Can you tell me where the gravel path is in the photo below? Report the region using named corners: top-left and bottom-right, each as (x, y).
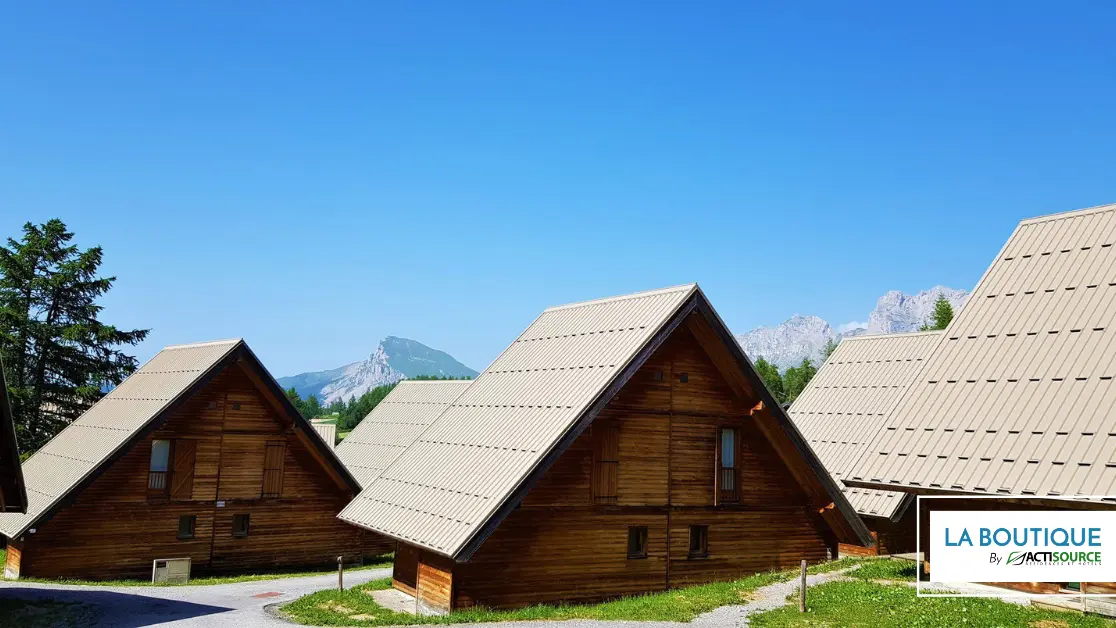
top-left (0, 567), bottom-right (391, 628)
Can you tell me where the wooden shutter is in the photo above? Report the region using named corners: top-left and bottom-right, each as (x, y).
top-left (262, 441), bottom-right (285, 498)
top-left (592, 423), bottom-right (620, 503)
top-left (170, 440), bottom-right (197, 499)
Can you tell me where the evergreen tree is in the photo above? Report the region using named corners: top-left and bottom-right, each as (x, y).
top-left (919, 295), bottom-right (955, 331)
top-left (753, 357), bottom-right (786, 404)
top-left (783, 358), bottom-right (818, 404)
top-left (285, 386), bottom-right (303, 409)
top-left (0, 219), bottom-right (149, 451)
top-left (822, 338), bottom-right (839, 361)
top-left (302, 394), bottom-right (322, 419)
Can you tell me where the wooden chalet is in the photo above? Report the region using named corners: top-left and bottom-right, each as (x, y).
top-left (789, 331), bottom-right (941, 557)
top-left (0, 339), bottom-right (391, 580)
top-left (0, 357), bottom-right (28, 514)
top-left (339, 285), bottom-right (872, 612)
top-left (847, 203), bottom-right (1116, 603)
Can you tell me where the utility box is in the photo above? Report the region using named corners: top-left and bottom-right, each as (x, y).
top-left (152, 557), bottom-right (191, 584)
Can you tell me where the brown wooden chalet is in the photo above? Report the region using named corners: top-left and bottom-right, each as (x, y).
top-left (340, 285), bottom-right (872, 612)
top-left (0, 357), bottom-right (28, 514)
top-left (0, 339), bottom-right (392, 580)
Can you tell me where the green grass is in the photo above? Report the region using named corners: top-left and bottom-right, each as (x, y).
top-left (847, 557), bottom-right (918, 581)
top-left (0, 598), bottom-right (98, 628)
top-left (282, 560), bottom-right (864, 626)
top-left (0, 548), bottom-right (392, 587)
top-left (752, 579), bottom-right (1115, 627)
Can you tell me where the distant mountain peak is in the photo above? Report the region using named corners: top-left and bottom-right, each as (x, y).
top-left (735, 286), bottom-right (968, 370)
top-left (277, 336), bottom-right (478, 403)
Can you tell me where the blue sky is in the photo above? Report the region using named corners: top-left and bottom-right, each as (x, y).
top-left (1, 1), bottom-right (1113, 376)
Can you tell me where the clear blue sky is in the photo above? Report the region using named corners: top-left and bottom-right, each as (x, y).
top-left (2, 1), bottom-right (1113, 377)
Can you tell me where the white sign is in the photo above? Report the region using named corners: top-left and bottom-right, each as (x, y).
top-left (931, 510), bottom-right (1116, 583)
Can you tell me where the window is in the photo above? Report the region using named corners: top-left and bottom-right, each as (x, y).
top-left (654, 370), bottom-right (665, 381)
top-left (689, 525), bottom-right (709, 558)
top-left (232, 514), bottom-right (250, 537)
top-left (719, 427), bottom-right (739, 503)
top-left (149, 440), bottom-right (171, 491)
top-left (177, 515), bottom-right (196, 540)
top-left (679, 372), bottom-right (689, 383)
top-left (627, 526), bottom-right (648, 559)
top-left (592, 423), bottom-right (619, 503)
top-left (262, 442), bottom-right (286, 498)
top-left (231, 402), bottom-right (242, 410)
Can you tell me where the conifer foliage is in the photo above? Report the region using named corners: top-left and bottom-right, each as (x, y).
top-left (0, 219), bottom-right (149, 451)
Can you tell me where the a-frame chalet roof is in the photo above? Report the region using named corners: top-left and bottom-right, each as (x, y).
top-left (339, 284), bottom-right (873, 559)
top-left (0, 339), bottom-right (359, 539)
top-left (789, 331), bottom-right (940, 520)
top-left (0, 357), bottom-right (28, 513)
top-left (335, 380), bottom-right (471, 488)
top-left (849, 203), bottom-right (1116, 499)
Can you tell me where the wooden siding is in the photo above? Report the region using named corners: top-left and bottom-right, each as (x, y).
top-left (396, 320), bottom-right (839, 609)
top-left (417, 551), bottom-right (456, 613)
top-left (11, 364), bottom-right (381, 580)
top-left (839, 507), bottom-right (916, 557)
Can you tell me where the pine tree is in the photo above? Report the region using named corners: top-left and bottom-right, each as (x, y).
top-left (753, 357), bottom-right (786, 405)
top-left (822, 338), bottom-right (839, 361)
top-left (0, 219), bottom-right (150, 451)
top-left (783, 358), bottom-right (818, 404)
top-left (919, 295), bottom-right (955, 331)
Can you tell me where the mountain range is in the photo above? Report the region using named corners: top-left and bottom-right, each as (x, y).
top-left (734, 286), bottom-right (969, 370)
top-left (279, 286), bottom-right (969, 403)
top-left (277, 336), bottom-right (478, 404)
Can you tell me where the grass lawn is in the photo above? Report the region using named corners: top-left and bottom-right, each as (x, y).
top-left (282, 557), bottom-right (865, 626)
top-left (0, 548), bottom-right (392, 587)
top-left (0, 597), bottom-right (98, 628)
top-left (751, 578), bottom-right (1116, 627)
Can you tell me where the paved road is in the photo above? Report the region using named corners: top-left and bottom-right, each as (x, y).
top-left (0, 567), bottom-right (390, 628)
top-left (0, 566), bottom-right (854, 628)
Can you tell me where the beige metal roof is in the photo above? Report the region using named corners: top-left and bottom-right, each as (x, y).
top-left (0, 338), bottom-right (360, 539)
top-left (1, 357), bottom-right (27, 513)
top-left (790, 331), bottom-right (940, 519)
top-left (334, 380), bottom-right (471, 488)
top-left (848, 203), bottom-right (1116, 499)
top-left (340, 284), bottom-right (873, 558)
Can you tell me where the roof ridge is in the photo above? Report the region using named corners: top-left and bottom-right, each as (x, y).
top-left (839, 330), bottom-right (944, 342)
top-left (1018, 202), bottom-right (1116, 227)
top-left (163, 338), bottom-right (243, 350)
top-left (544, 284), bottom-right (697, 312)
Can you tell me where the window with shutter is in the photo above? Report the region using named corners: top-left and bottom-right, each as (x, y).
top-left (170, 440), bottom-right (197, 499)
top-left (592, 423), bottom-right (619, 503)
top-left (262, 441), bottom-right (285, 498)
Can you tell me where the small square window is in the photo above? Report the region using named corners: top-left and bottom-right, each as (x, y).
top-left (177, 515), bottom-right (196, 540)
top-left (627, 526), bottom-right (648, 559)
top-left (231, 402), bottom-right (242, 411)
top-left (232, 514), bottom-right (250, 537)
top-left (206, 400), bottom-right (217, 409)
top-left (689, 525), bottom-right (708, 558)
top-left (654, 370), bottom-right (665, 381)
top-left (679, 372), bottom-right (689, 383)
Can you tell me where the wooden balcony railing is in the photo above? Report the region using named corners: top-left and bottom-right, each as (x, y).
top-left (719, 466), bottom-right (738, 503)
top-left (148, 471), bottom-right (167, 491)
